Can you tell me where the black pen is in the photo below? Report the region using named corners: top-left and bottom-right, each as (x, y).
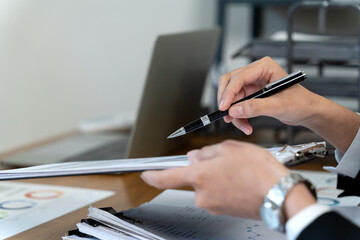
top-left (167, 70), bottom-right (307, 138)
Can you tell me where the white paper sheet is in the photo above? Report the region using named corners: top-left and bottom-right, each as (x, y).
top-left (293, 170), bottom-right (360, 207)
top-left (0, 181), bottom-right (114, 239)
top-left (0, 142), bottom-right (326, 180)
top-left (77, 170), bottom-right (360, 240)
top-left (83, 190), bottom-right (285, 240)
top-left (0, 155), bottom-right (190, 180)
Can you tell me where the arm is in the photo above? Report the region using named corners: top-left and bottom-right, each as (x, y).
top-left (141, 141), bottom-right (360, 239)
top-left (218, 57), bottom-right (360, 153)
top-left (295, 211), bottom-right (360, 240)
top-left (141, 140), bottom-right (314, 220)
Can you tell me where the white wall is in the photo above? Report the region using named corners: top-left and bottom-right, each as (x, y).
top-left (0, 0), bottom-right (218, 153)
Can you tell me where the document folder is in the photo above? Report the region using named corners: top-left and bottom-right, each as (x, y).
top-left (0, 142), bottom-right (326, 180)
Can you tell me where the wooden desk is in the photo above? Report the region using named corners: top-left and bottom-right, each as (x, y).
top-left (3, 133), bottom-right (338, 239)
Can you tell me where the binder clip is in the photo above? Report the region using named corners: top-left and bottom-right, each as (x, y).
top-left (100, 207), bottom-right (144, 225)
top-left (278, 142), bottom-right (327, 167)
top-left (116, 212), bottom-right (144, 225)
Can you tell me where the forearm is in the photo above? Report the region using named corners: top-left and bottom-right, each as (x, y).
top-left (302, 93), bottom-right (360, 153)
top-left (282, 184), bottom-right (316, 221)
top-left (283, 184), bottom-right (328, 240)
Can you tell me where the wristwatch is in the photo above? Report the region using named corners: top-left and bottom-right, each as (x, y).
top-left (259, 172), bottom-right (317, 232)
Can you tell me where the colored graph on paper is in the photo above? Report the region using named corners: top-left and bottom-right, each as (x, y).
top-left (0, 181), bottom-right (114, 239)
top-left (294, 170), bottom-right (360, 207)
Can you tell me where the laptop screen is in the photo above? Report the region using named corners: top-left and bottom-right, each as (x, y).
top-left (126, 28), bottom-right (220, 158)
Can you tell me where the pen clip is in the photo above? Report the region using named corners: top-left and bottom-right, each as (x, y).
top-left (264, 71), bottom-right (305, 90)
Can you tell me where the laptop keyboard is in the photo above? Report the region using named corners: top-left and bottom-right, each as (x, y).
top-left (63, 137), bottom-right (129, 162)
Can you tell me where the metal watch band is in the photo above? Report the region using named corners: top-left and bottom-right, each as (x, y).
top-left (268, 173), bottom-right (317, 205)
top-left (261, 172), bottom-right (317, 232)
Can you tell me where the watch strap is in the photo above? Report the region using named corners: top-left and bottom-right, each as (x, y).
top-left (261, 172), bottom-right (317, 232)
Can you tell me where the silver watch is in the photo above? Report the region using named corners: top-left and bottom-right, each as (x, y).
top-left (259, 172), bottom-right (317, 232)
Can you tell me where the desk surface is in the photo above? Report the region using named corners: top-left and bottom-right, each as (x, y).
top-left (2, 133), bottom-right (338, 239)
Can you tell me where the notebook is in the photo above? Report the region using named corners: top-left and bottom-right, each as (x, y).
top-left (1, 28), bottom-right (220, 167)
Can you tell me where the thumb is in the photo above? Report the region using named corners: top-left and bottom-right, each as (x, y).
top-left (228, 98), bottom-right (280, 119)
top-left (141, 167), bottom-right (193, 189)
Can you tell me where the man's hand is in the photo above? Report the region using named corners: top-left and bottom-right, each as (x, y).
top-left (217, 56), bottom-right (318, 135)
top-left (141, 140), bottom-right (289, 219)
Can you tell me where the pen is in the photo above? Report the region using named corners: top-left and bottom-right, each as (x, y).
top-left (167, 70), bottom-right (307, 139)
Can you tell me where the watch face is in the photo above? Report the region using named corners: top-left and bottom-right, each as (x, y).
top-left (260, 201), bottom-right (281, 230)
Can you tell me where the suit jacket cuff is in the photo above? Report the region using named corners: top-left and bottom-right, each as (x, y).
top-left (285, 204), bottom-right (330, 240)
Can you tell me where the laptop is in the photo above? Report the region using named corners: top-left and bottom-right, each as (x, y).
top-left (1, 28), bottom-right (220, 167)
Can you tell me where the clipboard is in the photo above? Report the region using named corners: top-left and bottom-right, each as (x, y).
top-left (268, 141), bottom-right (327, 167)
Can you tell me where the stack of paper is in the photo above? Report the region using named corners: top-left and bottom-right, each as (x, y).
top-left (0, 155), bottom-right (189, 180)
top-left (0, 142), bottom-right (326, 181)
top-left (64, 170), bottom-right (360, 240)
top-left (64, 190), bottom-right (286, 240)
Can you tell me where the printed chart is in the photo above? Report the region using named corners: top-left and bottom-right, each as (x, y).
top-left (294, 170), bottom-right (360, 207)
top-left (0, 181), bottom-right (114, 239)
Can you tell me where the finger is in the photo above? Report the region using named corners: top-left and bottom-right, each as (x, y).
top-left (229, 98), bottom-right (281, 119)
top-left (231, 119), bottom-right (253, 135)
top-left (141, 167), bottom-right (192, 189)
top-left (187, 150), bottom-right (200, 162)
top-left (219, 57), bottom-right (287, 111)
top-left (223, 115), bottom-right (233, 123)
top-left (217, 68), bottom-right (243, 107)
top-left (217, 73), bottom-right (231, 107)
top-left (219, 72), bottom-right (247, 111)
top-left (218, 64), bottom-right (263, 111)
top-left (195, 145), bottom-right (220, 161)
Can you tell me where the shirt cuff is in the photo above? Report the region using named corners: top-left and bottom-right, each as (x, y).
top-left (285, 204), bottom-right (331, 240)
top-left (323, 124), bottom-right (360, 178)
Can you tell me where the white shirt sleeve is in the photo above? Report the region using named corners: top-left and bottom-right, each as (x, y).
top-left (323, 124), bottom-right (360, 178)
top-left (285, 204), bottom-right (331, 240)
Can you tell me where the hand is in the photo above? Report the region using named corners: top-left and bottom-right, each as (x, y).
top-left (217, 57), bottom-right (319, 135)
top-left (141, 140), bottom-right (289, 219)
top-left (218, 57), bottom-right (360, 152)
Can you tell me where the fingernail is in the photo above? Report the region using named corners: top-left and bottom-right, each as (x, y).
top-left (237, 106), bottom-right (244, 116)
top-left (140, 172), bottom-right (150, 181)
top-left (223, 115), bottom-right (231, 123)
top-left (219, 99), bottom-right (224, 109)
top-left (187, 150), bottom-right (199, 162)
top-left (187, 150), bottom-right (198, 159)
top-left (240, 126), bottom-right (251, 135)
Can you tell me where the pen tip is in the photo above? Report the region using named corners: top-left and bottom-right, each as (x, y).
top-left (167, 127), bottom-right (186, 139)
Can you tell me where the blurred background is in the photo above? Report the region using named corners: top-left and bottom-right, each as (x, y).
top-left (1, 0), bottom-right (359, 155)
top-left (0, 0), bottom-right (222, 154)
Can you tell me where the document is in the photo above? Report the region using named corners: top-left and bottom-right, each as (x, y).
top-left (65, 170), bottom-right (360, 240)
top-left (293, 170), bottom-right (360, 207)
top-left (0, 155), bottom-right (189, 180)
top-left (70, 190), bottom-right (286, 240)
top-left (0, 181), bottom-right (114, 239)
top-left (0, 142), bottom-right (326, 180)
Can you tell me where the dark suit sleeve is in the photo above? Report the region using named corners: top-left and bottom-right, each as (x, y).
top-left (296, 211), bottom-right (360, 240)
top-left (337, 170), bottom-right (360, 197)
